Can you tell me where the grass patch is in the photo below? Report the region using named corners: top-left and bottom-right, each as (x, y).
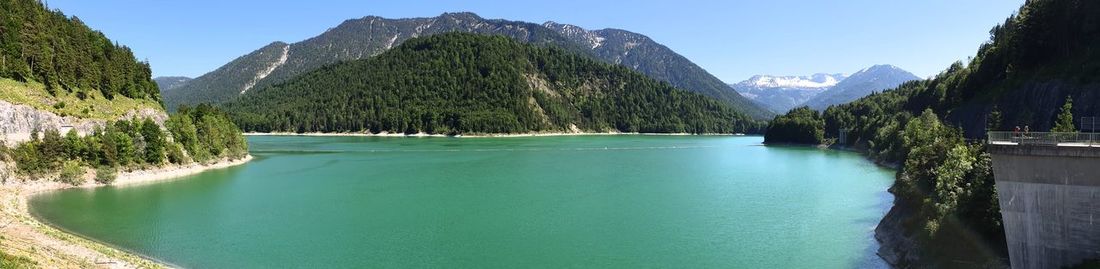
top-left (0, 78), bottom-right (163, 120)
top-left (0, 250), bottom-right (37, 269)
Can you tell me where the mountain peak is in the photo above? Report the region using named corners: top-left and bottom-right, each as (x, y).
top-left (802, 65), bottom-right (920, 110)
top-left (439, 12), bottom-right (482, 20)
top-left (855, 64), bottom-right (906, 74)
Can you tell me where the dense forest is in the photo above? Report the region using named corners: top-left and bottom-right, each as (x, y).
top-left (224, 33), bottom-right (762, 134)
top-left (0, 105), bottom-right (247, 185)
top-left (763, 107), bottom-right (824, 145)
top-left (166, 12), bottom-right (772, 119)
top-left (765, 0), bottom-right (1100, 267)
top-left (0, 0), bottom-right (160, 102)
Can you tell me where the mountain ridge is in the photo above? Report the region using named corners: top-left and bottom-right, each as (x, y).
top-left (163, 12), bottom-right (772, 118)
top-left (153, 76), bottom-right (193, 93)
top-left (730, 65), bottom-right (915, 113)
top-left (802, 64), bottom-right (920, 110)
top-left (223, 33), bottom-right (760, 134)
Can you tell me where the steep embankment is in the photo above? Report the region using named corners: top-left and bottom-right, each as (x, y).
top-left (765, 0), bottom-right (1100, 267)
top-left (164, 12), bottom-right (772, 119)
top-left (224, 33), bottom-right (760, 135)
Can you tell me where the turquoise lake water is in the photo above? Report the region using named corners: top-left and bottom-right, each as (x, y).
top-left (30, 135), bottom-right (895, 268)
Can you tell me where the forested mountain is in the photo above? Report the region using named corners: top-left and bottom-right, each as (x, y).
top-left (765, 0), bottom-right (1100, 267)
top-left (541, 22), bottom-right (767, 118)
top-left (164, 12), bottom-right (771, 118)
top-left (153, 76), bottom-right (192, 93)
top-left (0, 0), bottom-right (248, 188)
top-left (801, 65), bottom-right (919, 110)
top-left (0, 0), bottom-right (160, 103)
top-left (730, 73), bottom-right (846, 113)
top-left (223, 33), bottom-right (759, 135)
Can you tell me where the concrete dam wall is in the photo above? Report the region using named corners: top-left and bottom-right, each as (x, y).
top-left (990, 144), bottom-right (1100, 269)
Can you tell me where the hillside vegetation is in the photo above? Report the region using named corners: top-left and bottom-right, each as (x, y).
top-left (0, 0), bottom-right (160, 104)
top-left (164, 12), bottom-right (771, 119)
top-left (1, 105), bottom-right (246, 184)
top-left (0, 78), bottom-right (160, 120)
top-left (224, 33), bottom-right (760, 134)
top-left (0, 0), bottom-right (250, 183)
top-left (765, 0), bottom-right (1100, 266)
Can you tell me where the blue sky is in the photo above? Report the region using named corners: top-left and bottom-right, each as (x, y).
top-left (49, 0), bottom-right (1024, 82)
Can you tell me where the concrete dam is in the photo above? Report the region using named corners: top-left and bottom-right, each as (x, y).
top-left (988, 132), bottom-right (1100, 269)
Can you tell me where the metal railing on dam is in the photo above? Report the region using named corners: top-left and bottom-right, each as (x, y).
top-left (987, 131), bottom-right (1100, 147)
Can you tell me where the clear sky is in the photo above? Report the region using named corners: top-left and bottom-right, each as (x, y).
top-left (48, 0), bottom-right (1024, 83)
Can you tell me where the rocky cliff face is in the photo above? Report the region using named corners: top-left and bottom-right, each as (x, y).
top-left (0, 100), bottom-right (166, 145)
top-left (947, 81), bottom-right (1100, 138)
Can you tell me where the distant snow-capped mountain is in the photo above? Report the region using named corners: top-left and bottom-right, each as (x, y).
top-left (731, 73), bottom-right (847, 113)
top-left (731, 65), bottom-right (918, 113)
top-left (802, 65), bottom-right (920, 110)
top-left (741, 73), bottom-right (846, 89)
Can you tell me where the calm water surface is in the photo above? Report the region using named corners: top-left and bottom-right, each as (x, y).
top-left (31, 135), bottom-right (894, 268)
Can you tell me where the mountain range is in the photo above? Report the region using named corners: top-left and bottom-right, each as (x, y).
top-left (162, 12), bottom-right (772, 119)
top-left (730, 73), bottom-right (847, 113)
top-left (802, 65), bottom-right (920, 110)
top-left (223, 33), bottom-right (759, 134)
top-left (730, 65), bottom-right (919, 113)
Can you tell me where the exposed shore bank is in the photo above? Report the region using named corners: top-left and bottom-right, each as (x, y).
top-left (0, 155), bottom-right (252, 268)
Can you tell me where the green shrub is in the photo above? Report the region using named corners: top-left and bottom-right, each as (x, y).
top-left (12, 143), bottom-right (44, 176)
top-left (58, 160), bottom-right (85, 185)
top-left (166, 143), bottom-right (189, 165)
top-left (95, 166), bottom-right (117, 185)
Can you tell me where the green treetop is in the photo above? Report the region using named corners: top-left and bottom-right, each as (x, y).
top-left (1053, 96), bottom-right (1075, 132)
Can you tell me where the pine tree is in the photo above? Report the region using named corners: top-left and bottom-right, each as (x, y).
top-left (987, 105), bottom-right (1003, 131)
top-left (1053, 96), bottom-right (1075, 132)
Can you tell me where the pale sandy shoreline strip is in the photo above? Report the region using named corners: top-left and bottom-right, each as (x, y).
top-left (1, 155), bottom-right (252, 268)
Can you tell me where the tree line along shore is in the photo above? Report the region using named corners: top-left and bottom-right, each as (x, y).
top-left (1, 105), bottom-right (248, 185)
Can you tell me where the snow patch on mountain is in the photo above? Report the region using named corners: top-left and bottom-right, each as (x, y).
top-left (742, 74), bottom-right (846, 89)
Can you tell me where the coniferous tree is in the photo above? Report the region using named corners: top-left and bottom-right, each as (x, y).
top-left (141, 118), bottom-right (166, 164)
top-left (1053, 96), bottom-right (1075, 132)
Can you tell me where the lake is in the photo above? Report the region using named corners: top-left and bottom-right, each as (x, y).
top-left (30, 135), bottom-right (895, 268)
